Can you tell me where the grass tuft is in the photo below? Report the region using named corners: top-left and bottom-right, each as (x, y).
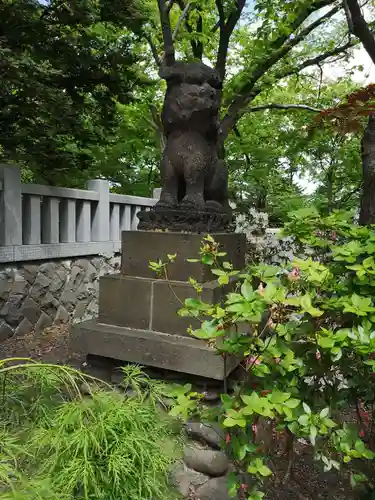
top-left (0, 359), bottom-right (181, 499)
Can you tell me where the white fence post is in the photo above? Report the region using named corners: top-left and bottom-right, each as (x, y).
top-left (60, 199), bottom-right (76, 243)
top-left (87, 179), bottom-right (110, 241)
top-left (0, 164), bottom-right (22, 245)
top-left (42, 198), bottom-right (60, 243)
top-left (153, 188), bottom-right (161, 200)
top-left (23, 195), bottom-right (41, 244)
top-left (76, 201), bottom-right (91, 242)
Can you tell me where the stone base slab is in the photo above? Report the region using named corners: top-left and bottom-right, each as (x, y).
top-left (72, 319), bottom-right (238, 380)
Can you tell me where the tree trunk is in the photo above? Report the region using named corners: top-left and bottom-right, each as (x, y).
top-left (359, 114), bottom-right (375, 224)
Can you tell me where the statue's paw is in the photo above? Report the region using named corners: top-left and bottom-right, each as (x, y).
top-left (155, 199), bottom-right (177, 210)
top-left (205, 200), bottom-right (225, 213)
top-left (179, 198), bottom-right (205, 212)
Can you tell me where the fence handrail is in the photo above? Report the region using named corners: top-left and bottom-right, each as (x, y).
top-left (109, 193), bottom-right (157, 206)
top-left (0, 164), bottom-right (158, 262)
top-left (22, 183), bottom-right (100, 201)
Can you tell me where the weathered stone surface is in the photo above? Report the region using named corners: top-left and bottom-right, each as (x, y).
top-left (74, 300), bottom-right (90, 320)
top-left (1, 294), bottom-right (24, 325)
top-left (39, 262), bottom-right (58, 276)
top-left (15, 317), bottom-right (33, 337)
top-left (121, 231), bottom-right (246, 282)
top-left (152, 278), bottom-right (231, 336)
top-left (195, 476), bottom-right (230, 500)
top-left (55, 305), bottom-right (70, 324)
top-left (0, 319), bottom-right (13, 341)
top-left (186, 422), bottom-right (223, 449)
top-left (29, 273), bottom-right (51, 300)
top-left (21, 297), bottom-right (41, 325)
top-left (0, 254), bottom-right (121, 340)
top-left (183, 447), bottom-right (229, 477)
top-left (10, 273), bottom-right (28, 295)
top-left (23, 265), bottom-right (39, 284)
top-left (99, 275), bottom-right (152, 330)
top-left (170, 462), bottom-right (209, 497)
top-left (35, 311), bottom-right (53, 335)
top-left (72, 320), bottom-right (238, 380)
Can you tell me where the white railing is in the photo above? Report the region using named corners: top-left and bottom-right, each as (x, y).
top-left (0, 164), bottom-right (158, 263)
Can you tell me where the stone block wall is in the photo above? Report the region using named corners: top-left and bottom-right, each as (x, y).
top-left (0, 254), bottom-right (121, 341)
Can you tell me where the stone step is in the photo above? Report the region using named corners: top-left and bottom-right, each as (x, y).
top-left (72, 319), bottom-right (239, 380)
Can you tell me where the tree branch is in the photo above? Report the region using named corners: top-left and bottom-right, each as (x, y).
top-left (173, 2), bottom-right (191, 40)
top-left (175, 0), bottom-right (203, 60)
top-left (144, 33), bottom-right (162, 67)
top-left (157, 0), bottom-right (175, 66)
top-left (245, 104), bottom-right (321, 114)
top-left (345, 0), bottom-right (375, 63)
top-left (270, 0), bottom-right (335, 53)
top-left (219, 3), bottom-right (343, 141)
top-left (215, 0), bottom-right (246, 81)
top-left (281, 39), bottom-right (358, 77)
top-left (220, 39), bottom-right (358, 141)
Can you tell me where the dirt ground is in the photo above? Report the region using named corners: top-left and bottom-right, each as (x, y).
top-left (0, 326), bottom-right (362, 499)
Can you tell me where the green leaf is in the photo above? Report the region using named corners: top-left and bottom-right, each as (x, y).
top-left (223, 416), bottom-right (246, 428)
top-left (317, 336), bottom-right (335, 349)
top-left (241, 280), bottom-right (254, 300)
top-left (202, 254), bottom-right (214, 265)
top-left (310, 425), bottom-right (317, 445)
top-left (303, 403), bottom-right (311, 414)
top-left (284, 398), bottom-right (300, 409)
top-left (258, 465), bottom-right (273, 477)
top-left (320, 408), bottom-right (329, 418)
top-left (218, 275), bottom-right (230, 285)
top-left (298, 414), bottom-right (310, 426)
top-left (184, 298), bottom-right (202, 309)
top-left (211, 269), bottom-right (226, 276)
top-left (270, 391), bottom-right (291, 404)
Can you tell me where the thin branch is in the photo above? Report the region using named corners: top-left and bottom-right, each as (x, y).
top-left (172, 2), bottom-right (191, 40)
top-left (337, 185), bottom-right (362, 206)
top-left (346, 0), bottom-right (375, 63)
top-left (343, 0), bottom-right (355, 33)
top-left (157, 0), bottom-right (175, 66)
top-left (244, 103), bottom-right (321, 114)
top-left (283, 40), bottom-right (358, 77)
top-left (270, 0), bottom-right (335, 53)
top-left (175, 0), bottom-right (203, 60)
top-left (144, 33), bottom-right (161, 67)
top-left (215, 0), bottom-right (246, 81)
top-left (215, 0), bottom-right (225, 26)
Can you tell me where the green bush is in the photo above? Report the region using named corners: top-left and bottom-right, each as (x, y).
top-left (152, 210), bottom-right (375, 499)
top-left (0, 360), bottom-right (180, 499)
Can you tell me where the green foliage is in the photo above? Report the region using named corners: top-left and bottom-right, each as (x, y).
top-left (227, 77), bottom-right (362, 223)
top-left (0, 360), bottom-right (179, 500)
top-left (0, 0), bottom-right (151, 186)
top-left (153, 217), bottom-right (375, 497)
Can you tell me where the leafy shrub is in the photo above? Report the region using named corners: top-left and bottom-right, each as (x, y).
top-left (0, 360), bottom-right (180, 499)
top-left (153, 209), bottom-right (375, 499)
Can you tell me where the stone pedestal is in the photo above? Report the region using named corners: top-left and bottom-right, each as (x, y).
top-left (72, 231), bottom-right (246, 380)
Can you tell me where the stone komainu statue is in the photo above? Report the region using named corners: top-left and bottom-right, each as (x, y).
top-left (155, 61), bottom-right (230, 215)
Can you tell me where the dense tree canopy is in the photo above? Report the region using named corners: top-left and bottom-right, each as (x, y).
top-left (0, 0), bottom-right (150, 186)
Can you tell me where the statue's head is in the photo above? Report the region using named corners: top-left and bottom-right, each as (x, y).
top-left (159, 61), bottom-right (222, 90)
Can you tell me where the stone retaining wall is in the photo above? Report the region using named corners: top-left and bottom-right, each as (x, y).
top-left (0, 254), bottom-right (121, 341)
